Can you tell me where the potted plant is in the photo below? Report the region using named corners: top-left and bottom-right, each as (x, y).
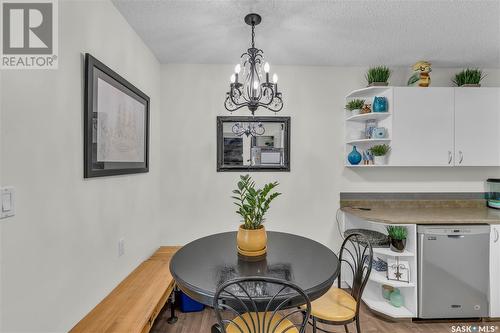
top-left (452, 68), bottom-right (486, 87)
top-left (345, 99), bottom-right (365, 115)
top-left (370, 144), bottom-right (391, 165)
top-left (232, 174), bottom-right (281, 256)
top-left (366, 66), bottom-right (391, 87)
top-left (386, 226), bottom-right (408, 252)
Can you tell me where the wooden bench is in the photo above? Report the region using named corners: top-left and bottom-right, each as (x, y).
top-left (70, 246), bottom-right (181, 333)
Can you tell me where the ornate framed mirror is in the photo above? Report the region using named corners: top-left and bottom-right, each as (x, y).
top-left (216, 116), bottom-right (290, 172)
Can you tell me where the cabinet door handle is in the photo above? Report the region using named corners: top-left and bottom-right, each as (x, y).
top-left (459, 151), bottom-right (464, 164)
top-left (495, 228), bottom-right (499, 243)
top-left (448, 151), bottom-right (452, 164)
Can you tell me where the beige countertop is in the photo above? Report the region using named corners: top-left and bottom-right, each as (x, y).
top-left (341, 206), bottom-right (500, 225)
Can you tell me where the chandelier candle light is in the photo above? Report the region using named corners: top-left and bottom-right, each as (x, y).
top-left (225, 13), bottom-right (283, 115)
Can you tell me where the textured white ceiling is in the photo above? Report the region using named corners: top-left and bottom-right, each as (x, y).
top-left (112, 0), bottom-right (500, 67)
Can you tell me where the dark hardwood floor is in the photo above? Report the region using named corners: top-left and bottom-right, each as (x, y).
top-left (152, 303), bottom-right (500, 333)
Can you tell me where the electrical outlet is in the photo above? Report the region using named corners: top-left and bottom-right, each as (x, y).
top-left (118, 238), bottom-right (125, 257)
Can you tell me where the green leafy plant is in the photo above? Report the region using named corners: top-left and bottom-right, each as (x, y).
top-left (386, 226), bottom-right (408, 240)
top-left (452, 68), bottom-right (486, 86)
top-left (370, 144), bottom-right (391, 156)
top-left (366, 66), bottom-right (391, 84)
top-left (231, 174), bottom-right (281, 230)
top-left (345, 99), bottom-right (365, 111)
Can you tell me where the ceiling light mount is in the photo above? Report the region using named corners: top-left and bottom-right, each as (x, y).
top-left (244, 13), bottom-right (262, 26)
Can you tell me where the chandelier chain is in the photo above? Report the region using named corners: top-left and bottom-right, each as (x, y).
top-left (251, 24), bottom-right (255, 48)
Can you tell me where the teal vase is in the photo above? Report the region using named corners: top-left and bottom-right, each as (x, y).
top-left (348, 146), bottom-right (362, 165)
top-left (373, 96), bottom-right (388, 112)
top-left (390, 289), bottom-right (404, 308)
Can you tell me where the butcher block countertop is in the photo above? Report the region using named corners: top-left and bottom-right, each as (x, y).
top-left (341, 200), bottom-right (500, 225)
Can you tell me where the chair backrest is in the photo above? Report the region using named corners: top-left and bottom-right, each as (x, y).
top-left (337, 233), bottom-right (373, 314)
top-left (213, 276), bottom-right (311, 333)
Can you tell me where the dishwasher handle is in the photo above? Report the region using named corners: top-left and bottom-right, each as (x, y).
top-left (447, 235), bottom-right (465, 239)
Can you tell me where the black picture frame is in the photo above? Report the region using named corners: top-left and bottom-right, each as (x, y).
top-left (217, 116), bottom-right (291, 172)
top-left (84, 53), bottom-right (150, 178)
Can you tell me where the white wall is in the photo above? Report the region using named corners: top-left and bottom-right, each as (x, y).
top-left (0, 1), bottom-right (161, 332)
top-left (159, 64), bottom-right (500, 249)
top-left (0, 64), bottom-right (3, 332)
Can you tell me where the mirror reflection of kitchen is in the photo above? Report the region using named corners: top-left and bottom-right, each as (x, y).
top-left (222, 121), bottom-right (285, 167)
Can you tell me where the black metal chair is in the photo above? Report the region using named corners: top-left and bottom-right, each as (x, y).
top-left (307, 233), bottom-right (373, 333)
top-left (213, 276), bottom-right (311, 333)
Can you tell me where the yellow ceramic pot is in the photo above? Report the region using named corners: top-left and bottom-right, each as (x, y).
top-left (237, 225), bottom-right (267, 256)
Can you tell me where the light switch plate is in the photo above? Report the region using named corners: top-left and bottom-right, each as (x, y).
top-left (0, 187), bottom-right (15, 219)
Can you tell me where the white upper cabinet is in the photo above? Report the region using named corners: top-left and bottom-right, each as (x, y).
top-left (391, 87), bottom-right (455, 166)
top-left (455, 88), bottom-right (500, 166)
top-left (490, 225), bottom-right (500, 318)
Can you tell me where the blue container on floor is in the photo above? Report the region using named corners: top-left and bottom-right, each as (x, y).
top-left (178, 291), bottom-right (205, 312)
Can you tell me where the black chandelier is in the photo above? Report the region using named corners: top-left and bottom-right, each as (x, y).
top-left (224, 13), bottom-right (283, 115)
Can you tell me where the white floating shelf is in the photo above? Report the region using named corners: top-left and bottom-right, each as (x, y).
top-left (346, 138), bottom-right (391, 145)
top-left (346, 112), bottom-right (391, 122)
top-left (373, 248), bottom-right (414, 257)
top-left (345, 86), bottom-right (392, 99)
top-left (369, 270), bottom-right (415, 288)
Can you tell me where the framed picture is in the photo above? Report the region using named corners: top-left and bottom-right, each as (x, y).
top-left (84, 53), bottom-right (149, 178)
top-left (387, 258), bottom-right (410, 283)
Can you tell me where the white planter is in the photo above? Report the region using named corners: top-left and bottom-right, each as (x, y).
top-left (373, 155), bottom-right (388, 165)
top-left (351, 109), bottom-right (361, 115)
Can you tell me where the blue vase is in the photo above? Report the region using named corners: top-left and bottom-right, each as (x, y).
top-left (373, 96), bottom-right (388, 112)
top-left (348, 146), bottom-right (362, 165)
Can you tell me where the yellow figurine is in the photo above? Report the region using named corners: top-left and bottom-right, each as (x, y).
top-left (407, 61), bottom-right (432, 87)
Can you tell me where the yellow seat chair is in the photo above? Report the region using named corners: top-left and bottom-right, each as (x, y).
top-left (213, 277), bottom-right (312, 333)
top-left (307, 233), bottom-right (373, 333)
top-left (225, 312), bottom-right (299, 333)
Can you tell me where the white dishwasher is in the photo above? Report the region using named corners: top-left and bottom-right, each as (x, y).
top-left (418, 225), bottom-right (490, 318)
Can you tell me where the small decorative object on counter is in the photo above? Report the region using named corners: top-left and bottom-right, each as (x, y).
top-left (345, 99), bottom-right (365, 115)
top-left (486, 178), bottom-right (500, 209)
top-left (348, 146), bottom-right (362, 165)
top-left (232, 174), bottom-right (281, 257)
top-left (373, 127), bottom-right (387, 139)
top-left (386, 225), bottom-right (408, 252)
top-left (365, 66), bottom-right (391, 87)
top-left (389, 288), bottom-right (405, 308)
top-left (361, 103), bottom-right (372, 114)
top-left (373, 96), bottom-right (388, 112)
top-left (343, 229), bottom-right (390, 247)
top-left (382, 284), bottom-right (394, 300)
top-left (387, 258), bottom-right (410, 283)
top-left (370, 144), bottom-right (391, 165)
top-left (452, 68), bottom-right (486, 87)
top-left (407, 61), bottom-right (432, 87)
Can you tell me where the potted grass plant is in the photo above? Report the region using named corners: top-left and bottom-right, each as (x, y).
top-left (231, 174), bottom-right (281, 256)
top-left (387, 226), bottom-right (408, 252)
top-left (366, 66), bottom-right (391, 87)
top-left (452, 68), bottom-right (486, 87)
top-left (370, 144), bottom-right (391, 165)
top-left (345, 99), bottom-right (365, 115)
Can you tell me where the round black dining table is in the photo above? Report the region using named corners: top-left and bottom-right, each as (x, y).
top-left (169, 231), bottom-right (340, 308)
